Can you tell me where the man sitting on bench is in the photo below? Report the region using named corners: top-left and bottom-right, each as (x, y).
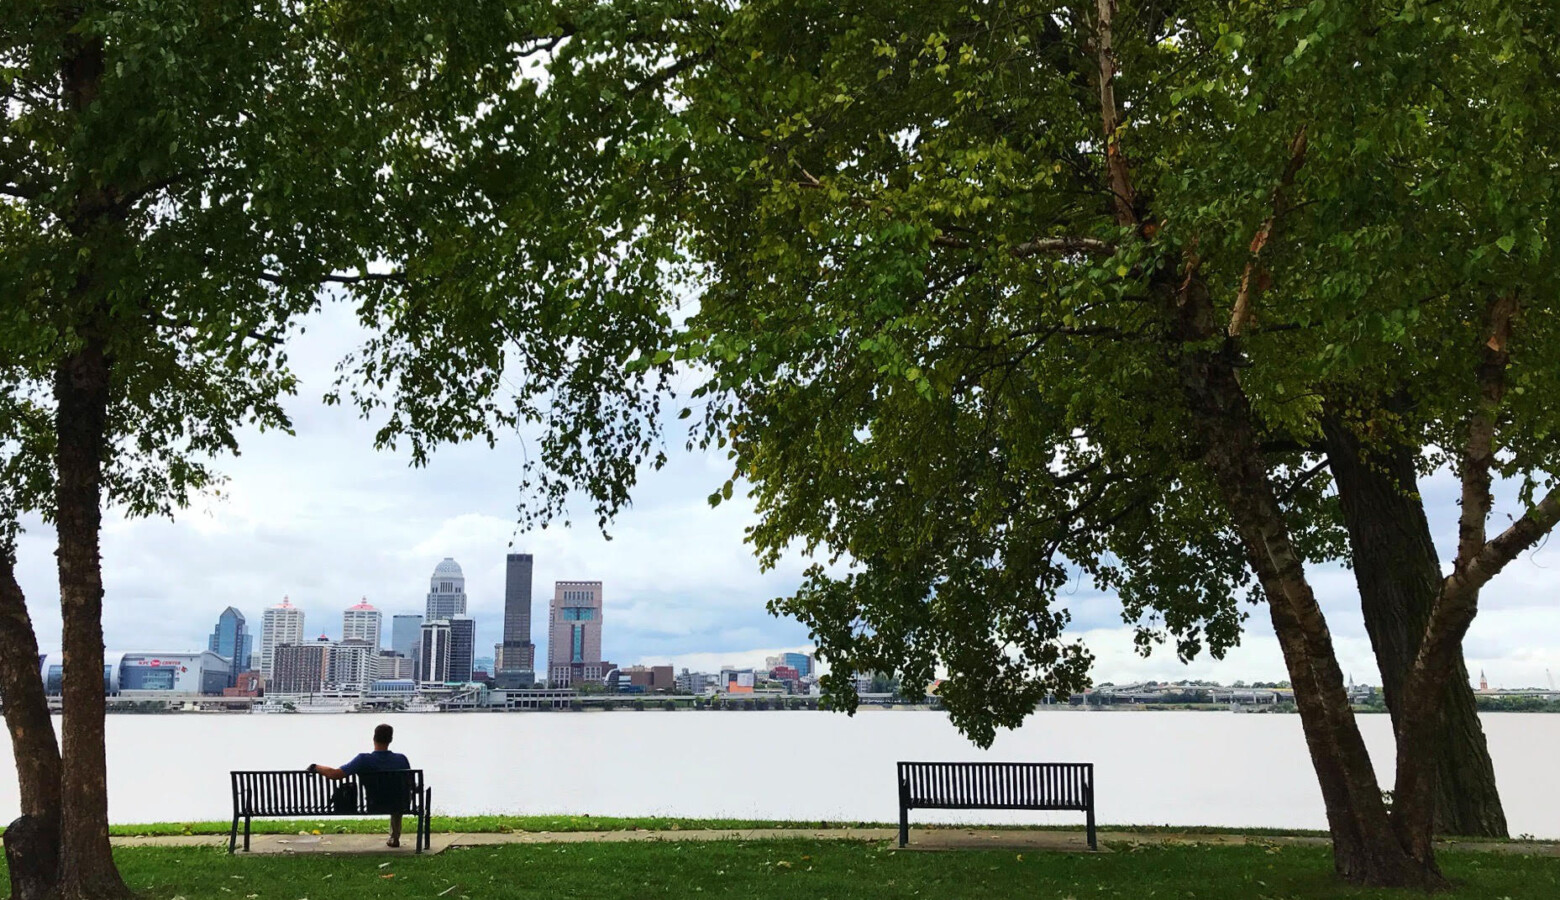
top-left (308, 723), bottom-right (414, 847)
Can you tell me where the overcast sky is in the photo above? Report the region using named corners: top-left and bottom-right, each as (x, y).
top-left (9, 301), bottom-right (1560, 688)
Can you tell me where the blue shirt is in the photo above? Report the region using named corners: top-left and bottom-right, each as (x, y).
top-left (339, 749), bottom-right (411, 776)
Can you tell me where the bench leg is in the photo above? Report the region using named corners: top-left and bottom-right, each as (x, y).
top-left (244, 816), bottom-right (252, 852)
top-left (898, 803), bottom-right (909, 848)
top-left (229, 813), bottom-right (239, 854)
top-left (1086, 804), bottom-right (1097, 851)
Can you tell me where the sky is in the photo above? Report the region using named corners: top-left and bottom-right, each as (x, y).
top-left (9, 301), bottom-right (1560, 689)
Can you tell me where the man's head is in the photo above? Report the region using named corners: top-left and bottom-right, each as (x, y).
top-left (373, 723), bottom-right (394, 748)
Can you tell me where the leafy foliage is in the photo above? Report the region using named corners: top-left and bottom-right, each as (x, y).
top-left (434, 0), bottom-right (1560, 747)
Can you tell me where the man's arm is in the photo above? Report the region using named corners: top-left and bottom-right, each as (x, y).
top-left (308, 763), bottom-right (347, 779)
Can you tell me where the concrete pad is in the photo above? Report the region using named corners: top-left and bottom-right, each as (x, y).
top-left (113, 832), bottom-right (456, 855)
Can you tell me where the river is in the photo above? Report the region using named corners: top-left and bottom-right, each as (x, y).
top-left (2, 710), bottom-right (1556, 836)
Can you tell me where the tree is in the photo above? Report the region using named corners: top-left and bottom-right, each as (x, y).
top-left (557, 0), bottom-right (1550, 887)
top-left (0, 2), bottom-right (567, 895)
top-left (308, 0), bottom-right (1552, 886)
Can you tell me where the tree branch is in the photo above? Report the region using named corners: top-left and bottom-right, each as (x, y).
top-left (931, 233), bottom-right (1115, 257)
top-left (1229, 126), bottom-right (1304, 336)
top-left (1277, 457), bottom-right (1331, 506)
top-left (1455, 293), bottom-right (1518, 569)
top-left (1093, 0), bottom-right (1137, 227)
top-left (1402, 293), bottom-right (1530, 707)
top-left (1229, 126), bottom-right (1308, 338)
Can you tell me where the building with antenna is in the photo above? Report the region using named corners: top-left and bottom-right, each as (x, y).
top-left (343, 598), bottom-right (382, 651)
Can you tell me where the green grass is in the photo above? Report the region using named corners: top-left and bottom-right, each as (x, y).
top-left (107, 815), bottom-right (880, 837)
top-left (104, 814), bottom-right (1352, 839)
top-left (34, 839), bottom-right (1560, 899)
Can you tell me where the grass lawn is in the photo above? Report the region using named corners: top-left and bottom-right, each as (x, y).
top-left (100, 814), bottom-right (1340, 839)
top-left (20, 839), bottom-right (1558, 899)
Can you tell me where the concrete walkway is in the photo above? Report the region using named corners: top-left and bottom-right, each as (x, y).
top-left (109, 827), bottom-right (1560, 858)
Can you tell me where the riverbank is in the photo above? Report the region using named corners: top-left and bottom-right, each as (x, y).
top-left (35, 837), bottom-right (1560, 899)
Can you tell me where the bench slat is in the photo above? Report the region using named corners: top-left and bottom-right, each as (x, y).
top-left (898, 762), bottom-right (1092, 811)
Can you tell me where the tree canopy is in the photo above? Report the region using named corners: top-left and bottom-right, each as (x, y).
top-left (352, 0), bottom-right (1556, 884)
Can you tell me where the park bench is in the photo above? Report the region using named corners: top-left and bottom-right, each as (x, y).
top-left (229, 769), bottom-right (433, 853)
top-left (896, 761), bottom-right (1096, 850)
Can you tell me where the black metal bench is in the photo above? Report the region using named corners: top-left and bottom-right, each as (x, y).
top-left (897, 761), bottom-right (1096, 850)
top-left (229, 770), bottom-right (433, 853)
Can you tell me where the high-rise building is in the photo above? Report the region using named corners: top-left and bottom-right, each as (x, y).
top-left (425, 558), bottom-right (466, 620)
top-left (496, 553), bottom-right (537, 688)
top-left (548, 580), bottom-right (604, 687)
top-left (448, 615), bottom-right (476, 683)
top-left (260, 597), bottom-right (305, 680)
top-left (391, 614), bottom-right (422, 660)
top-left (206, 607), bottom-right (252, 685)
top-left (328, 639), bottom-right (376, 691)
top-left (418, 620), bottom-right (452, 684)
top-left (271, 640), bottom-right (330, 693)
top-left (781, 652), bottom-right (815, 678)
top-left (343, 599), bottom-right (382, 650)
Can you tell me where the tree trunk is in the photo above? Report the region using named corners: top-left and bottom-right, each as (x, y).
top-left (1178, 342), bottom-right (1446, 889)
top-left (52, 341), bottom-right (132, 900)
top-left (0, 553), bottom-right (62, 900)
top-left (1322, 414), bottom-right (1508, 838)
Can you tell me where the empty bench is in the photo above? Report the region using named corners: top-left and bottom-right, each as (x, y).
top-left (229, 770), bottom-right (433, 853)
top-left (897, 761), bottom-right (1096, 850)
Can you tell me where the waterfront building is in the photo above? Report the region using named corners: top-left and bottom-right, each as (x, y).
top-left (548, 580), bottom-right (604, 687)
top-left (259, 597), bottom-right (305, 680)
top-left (622, 665), bottom-right (675, 692)
top-left (40, 651), bottom-right (231, 695)
top-left (722, 668), bottom-right (756, 694)
top-left (375, 650), bottom-right (415, 680)
top-left (419, 619), bottom-right (452, 684)
top-left (391, 614), bottom-right (422, 661)
top-left (367, 679), bottom-right (419, 697)
top-left (496, 552), bottom-right (537, 688)
top-left (206, 607), bottom-right (253, 685)
top-left (781, 652), bottom-right (815, 678)
top-left (328, 639), bottom-right (376, 691)
top-left (343, 599), bottom-right (383, 650)
top-left (425, 557), bottom-right (467, 620)
top-left (224, 671), bottom-right (262, 697)
top-left (449, 615), bottom-right (476, 683)
top-left (675, 669), bottom-right (712, 694)
top-left (269, 640), bottom-right (331, 693)
top-left (770, 665), bottom-right (801, 691)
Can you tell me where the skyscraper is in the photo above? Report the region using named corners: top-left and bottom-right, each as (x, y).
top-left (206, 607), bottom-right (252, 685)
top-left (548, 580), bottom-right (604, 687)
top-left (418, 620), bottom-right (452, 684)
top-left (448, 615), bottom-right (476, 683)
top-left (260, 597), bottom-right (305, 680)
top-left (343, 598), bottom-right (383, 650)
top-left (496, 553), bottom-right (536, 688)
top-left (391, 614), bottom-right (422, 660)
top-left (425, 558), bottom-right (466, 620)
